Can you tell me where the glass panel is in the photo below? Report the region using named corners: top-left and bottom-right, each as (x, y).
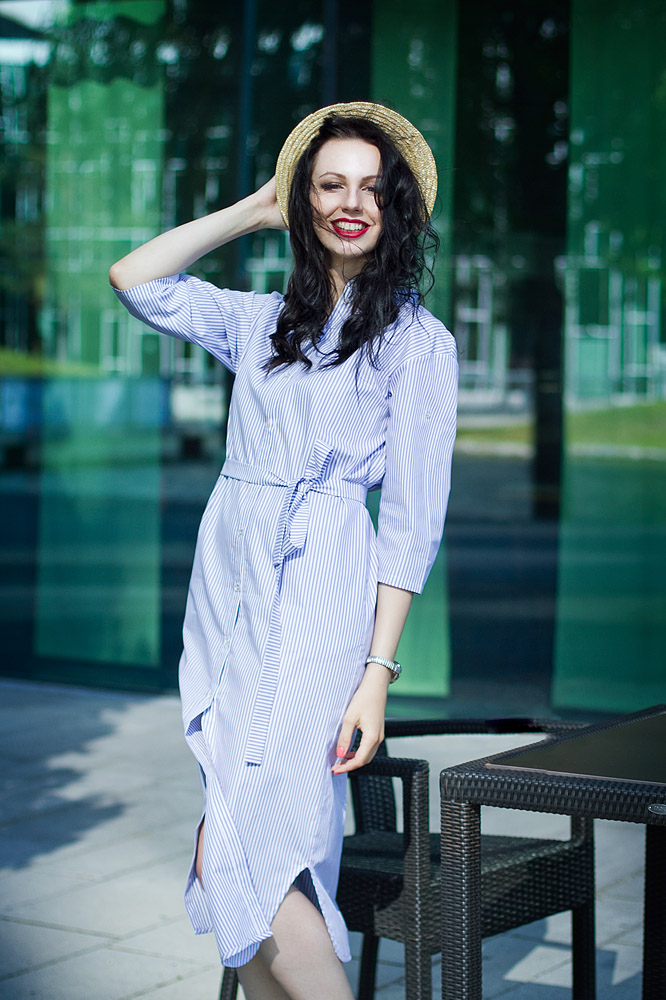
top-left (6, 0), bottom-right (661, 715)
top-left (553, 0), bottom-right (666, 712)
top-left (35, 1), bottom-right (165, 669)
top-left (0, 0), bottom-right (376, 691)
top-left (445, 0), bottom-right (569, 714)
top-left (372, 0), bottom-right (458, 700)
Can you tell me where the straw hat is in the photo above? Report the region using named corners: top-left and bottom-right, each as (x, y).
top-left (275, 102), bottom-right (437, 226)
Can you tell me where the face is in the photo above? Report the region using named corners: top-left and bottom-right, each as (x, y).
top-left (309, 137), bottom-right (382, 273)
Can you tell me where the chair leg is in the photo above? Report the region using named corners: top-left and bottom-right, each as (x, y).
top-left (404, 939), bottom-right (432, 1000)
top-left (572, 901), bottom-right (596, 1000)
top-left (358, 934), bottom-right (379, 1000)
top-left (219, 966), bottom-right (238, 1000)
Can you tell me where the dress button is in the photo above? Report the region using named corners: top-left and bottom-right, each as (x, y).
top-left (237, 528), bottom-right (245, 537)
top-left (233, 583), bottom-right (241, 592)
top-left (223, 637), bottom-right (230, 648)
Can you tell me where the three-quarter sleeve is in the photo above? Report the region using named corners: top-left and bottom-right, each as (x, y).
top-left (376, 349), bottom-right (458, 594)
top-left (114, 273), bottom-right (281, 374)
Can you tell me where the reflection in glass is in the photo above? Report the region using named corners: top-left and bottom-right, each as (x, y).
top-left (0, 0), bottom-right (664, 715)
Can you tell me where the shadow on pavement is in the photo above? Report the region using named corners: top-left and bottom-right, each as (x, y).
top-left (0, 682), bottom-right (139, 870)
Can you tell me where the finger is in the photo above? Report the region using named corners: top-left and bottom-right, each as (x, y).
top-left (335, 719), bottom-right (356, 762)
top-left (333, 732), bottom-right (379, 774)
top-left (333, 750), bottom-right (356, 768)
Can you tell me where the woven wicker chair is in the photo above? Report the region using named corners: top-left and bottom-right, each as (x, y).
top-left (218, 716), bottom-right (596, 1000)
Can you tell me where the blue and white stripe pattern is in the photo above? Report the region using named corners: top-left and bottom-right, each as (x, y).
top-left (114, 272), bottom-right (458, 968)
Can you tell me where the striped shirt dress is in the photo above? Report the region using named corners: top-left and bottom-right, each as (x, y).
top-left (115, 273), bottom-right (458, 968)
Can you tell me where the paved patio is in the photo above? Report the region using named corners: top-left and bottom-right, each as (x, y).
top-left (0, 679), bottom-right (644, 998)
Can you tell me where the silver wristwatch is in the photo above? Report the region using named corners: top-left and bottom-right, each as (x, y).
top-left (365, 655), bottom-right (402, 683)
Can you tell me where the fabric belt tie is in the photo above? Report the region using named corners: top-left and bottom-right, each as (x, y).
top-left (220, 451), bottom-right (367, 765)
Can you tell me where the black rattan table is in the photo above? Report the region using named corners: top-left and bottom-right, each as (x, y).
top-left (439, 704), bottom-right (666, 999)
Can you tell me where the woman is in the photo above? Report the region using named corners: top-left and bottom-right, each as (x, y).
top-left (110, 102), bottom-right (457, 1000)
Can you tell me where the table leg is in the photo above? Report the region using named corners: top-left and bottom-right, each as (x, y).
top-left (441, 799), bottom-right (482, 1000)
top-left (643, 824), bottom-right (666, 1000)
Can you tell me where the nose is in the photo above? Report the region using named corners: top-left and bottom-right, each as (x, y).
top-left (342, 185), bottom-right (363, 213)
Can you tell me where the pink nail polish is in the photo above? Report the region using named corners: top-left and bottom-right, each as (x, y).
top-left (336, 746), bottom-right (345, 757)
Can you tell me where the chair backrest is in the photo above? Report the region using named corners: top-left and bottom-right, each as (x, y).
top-left (349, 740), bottom-right (398, 834)
top-left (348, 717), bottom-right (591, 836)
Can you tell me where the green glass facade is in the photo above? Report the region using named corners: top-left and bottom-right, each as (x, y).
top-left (553, 0), bottom-right (666, 711)
top-left (1, 0), bottom-right (664, 716)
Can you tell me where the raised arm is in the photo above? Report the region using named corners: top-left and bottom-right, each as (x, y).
top-left (108, 177), bottom-right (285, 290)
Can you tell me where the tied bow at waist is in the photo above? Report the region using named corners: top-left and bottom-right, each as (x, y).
top-left (220, 451), bottom-right (368, 766)
top-left (221, 453), bottom-right (367, 571)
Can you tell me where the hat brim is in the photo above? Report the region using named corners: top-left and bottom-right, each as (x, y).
top-left (275, 102), bottom-right (437, 227)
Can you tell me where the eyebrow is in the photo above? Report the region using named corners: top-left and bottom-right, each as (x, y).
top-left (315, 171), bottom-right (379, 182)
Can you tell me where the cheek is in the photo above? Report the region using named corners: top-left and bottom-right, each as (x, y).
top-left (313, 193), bottom-right (337, 217)
top-left (365, 199), bottom-right (381, 225)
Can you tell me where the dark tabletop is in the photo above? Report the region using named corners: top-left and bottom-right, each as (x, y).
top-left (440, 705), bottom-right (666, 825)
top-left (486, 708), bottom-right (666, 786)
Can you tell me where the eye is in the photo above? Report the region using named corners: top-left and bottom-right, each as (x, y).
top-left (321, 182), bottom-right (342, 191)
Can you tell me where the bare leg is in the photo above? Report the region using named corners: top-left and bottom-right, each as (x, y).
top-left (195, 817), bottom-right (205, 883)
top-left (240, 886), bottom-right (354, 1000)
top-left (236, 953), bottom-right (292, 1000)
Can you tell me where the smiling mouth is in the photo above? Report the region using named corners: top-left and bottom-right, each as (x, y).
top-left (330, 219), bottom-right (370, 238)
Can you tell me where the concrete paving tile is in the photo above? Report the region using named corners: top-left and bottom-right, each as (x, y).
top-left (595, 899), bottom-right (643, 945)
top-left (8, 858), bottom-right (185, 936)
top-left (349, 956), bottom-right (409, 992)
top-left (596, 942), bottom-right (643, 990)
top-left (348, 930), bottom-right (362, 958)
top-left (616, 923), bottom-right (642, 947)
top-left (495, 978), bottom-right (640, 999)
top-left (6, 800), bottom-right (198, 868)
top-left (374, 980), bottom-right (407, 1000)
top-left (510, 892), bottom-right (643, 948)
top-left (114, 917), bottom-right (220, 964)
top-left (0, 782), bottom-right (100, 826)
top-left (501, 939), bottom-right (642, 992)
top-left (0, 834), bottom-right (77, 874)
top-left (476, 933), bottom-right (572, 997)
top-left (602, 872), bottom-right (644, 902)
top-left (0, 947), bottom-right (201, 1000)
top-left (594, 821), bottom-right (644, 890)
top-left (378, 937), bottom-right (406, 965)
top-left (129, 966), bottom-right (229, 999)
top-left (0, 869), bottom-right (93, 912)
top-left (344, 935), bottom-right (415, 995)
top-left (118, 786), bottom-right (204, 828)
top-left (0, 798), bottom-right (129, 853)
top-left (480, 807), bottom-right (571, 840)
top-left (0, 708), bottom-right (127, 760)
top-left (45, 761), bottom-right (160, 801)
top-left (497, 943), bottom-right (573, 987)
top-left (0, 683), bottom-right (654, 1000)
top-left (1, 825), bottom-right (191, 883)
top-left (0, 918), bottom-right (111, 978)
top-left (31, 835), bottom-right (190, 883)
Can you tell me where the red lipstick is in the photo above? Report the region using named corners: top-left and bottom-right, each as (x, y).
top-left (330, 218), bottom-right (370, 239)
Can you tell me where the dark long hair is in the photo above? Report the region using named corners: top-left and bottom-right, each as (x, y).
top-left (265, 114), bottom-right (439, 372)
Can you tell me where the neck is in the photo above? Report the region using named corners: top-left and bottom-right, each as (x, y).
top-left (327, 254), bottom-right (367, 301)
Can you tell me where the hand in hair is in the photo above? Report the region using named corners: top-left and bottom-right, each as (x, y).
top-left (253, 176), bottom-right (289, 232)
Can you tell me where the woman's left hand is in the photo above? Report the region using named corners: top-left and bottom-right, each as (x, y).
top-left (332, 662), bottom-right (391, 774)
